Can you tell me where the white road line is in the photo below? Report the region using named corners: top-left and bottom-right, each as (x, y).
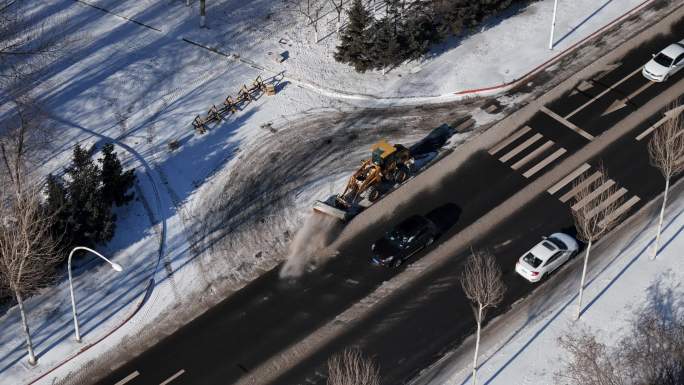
top-left (559, 171), bottom-right (603, 203)
top-left (160, 369), bottom-right (186, 385)
top-left (602, 80), bottom-right (656, 116)
top-left (547, 163), bottom-right (592, 195)
top-left (488, 126), bottom-right (532, 155)
top-left (499, 133), bottom-right (543, 163)
top-left (571, 179), bottom-right (616, 211)
top-left (522, 148), bottom-right (567, 178)
top-left (566, 66), bottom-right (643, 118)
top-left (511, 140), bottom-right (554, 170)
top-left (586, 187), bottom-right (628, 219)
top-left (636, 105), bottom-right (684, 141)
top-left (600, 196), bottom-right (641, 228)
top-left (115, 371), bottom-right (140, 385)
top-left (541, 106), bottom-right (595, 141)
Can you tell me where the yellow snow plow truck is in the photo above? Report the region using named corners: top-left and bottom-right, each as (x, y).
top-left (313, 140), bottom-right (413, 221)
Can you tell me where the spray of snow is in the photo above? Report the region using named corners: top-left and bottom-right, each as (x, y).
top-left (280, 212), bottom-right (344, 278)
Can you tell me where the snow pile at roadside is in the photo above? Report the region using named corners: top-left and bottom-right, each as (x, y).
top-left (415, 183), bottom-right (684, 385)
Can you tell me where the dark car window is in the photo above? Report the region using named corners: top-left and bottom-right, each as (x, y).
top-left (676, 53), bottom-right (684, 65)
top-left (544, 251), bottom-right (564, 266)
top-left (541, 241), bottom-right (556, 252)
top-left (547, 237), bottom-right (567, 250)
top-left (654, 53), bottom-right (674, 67)
top-left (523, 252), bottom-right (543, 268)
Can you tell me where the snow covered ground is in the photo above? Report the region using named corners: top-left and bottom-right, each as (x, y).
top-left (0, 0), bottom-right (675, 384)
top-left (414, 179), bottom-right (684, 385)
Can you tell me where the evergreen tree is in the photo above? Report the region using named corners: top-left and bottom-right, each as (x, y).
top-left (371, 17), bottom-right (401, 70)
top-left (99, 143), bottom-right (136, 207)
top-left (334, 0), bottom-right (373, 72)
top-left (65, 144), bottom-right (115, 247)
top-left (45, 174), bottom-right (70, 248)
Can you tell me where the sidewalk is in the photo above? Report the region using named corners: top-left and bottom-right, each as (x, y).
top-left (413, 175), bottom-right (684, 385)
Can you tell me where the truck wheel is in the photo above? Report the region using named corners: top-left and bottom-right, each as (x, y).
top-left (394, 169), bottom-right (408, 183)
top-left (368, 188), bottom-right (381, 202)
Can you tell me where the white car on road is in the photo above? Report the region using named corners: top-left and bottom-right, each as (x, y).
top-left (642, 39), bottom-right (684, 82)
top-left (515, 233), bottom-right (579, 283)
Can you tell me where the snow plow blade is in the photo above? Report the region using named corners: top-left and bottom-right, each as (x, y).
top-left (313, 200), bottom-right (349, 221)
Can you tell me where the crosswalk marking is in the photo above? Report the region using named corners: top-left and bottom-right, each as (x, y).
top-left (523, 148), bottom-right (567, 178)
top-left (559, 171), bottom-right (603, 203)
top-left (115, 371), bottom-right (140, 385)
top-left (571, 179), bottom-right (616, 211)
top-left (541, 106), bottom-right (595, 141)
top-left (511, 140), bottom-right (554, 170)
top-left (488, 126), bottom-right (532, 155)
top-left (499, 133), bottom-right (543, 162)
top-left (160, 369), bottom-right (186, 385)
top-left (599, 196), bottom-right (641, 228)
top-left (586, 187), bottom-right (628, 219)
top-left (547, 163), bottom-right (592, 194)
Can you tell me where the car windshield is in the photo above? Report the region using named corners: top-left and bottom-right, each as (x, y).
top-left (654, 53), bottom-right (674, 67)
top-left (522, 252), bottom-right (543, 268)
top-left (547, 237), bottom-right (567, 250)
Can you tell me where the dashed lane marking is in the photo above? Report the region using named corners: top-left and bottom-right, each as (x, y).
top-left (488, 126), bottom-right (532, 155)
top-left (511, 140), bottom-right (554, 170)
top-left (160, 369), bottom-right (186, 385)
top-left (540, 106), bottom-right (595, 141)
top-left (571, 179), bottom-right (616, 211)
top-left (547, 163), bottom-right (592, 194)
top-left (636, 105), bottom-right (684, 141)
top-left (499, 133), bottom-right (543, 162)
top-left (559, 171), bottom-right (603, 203)
top-left (114, 371), bottom-right (140, 385)
top-left (522, 148), bottom-right (567, 178)
top-left (565, 66), bottom-right (643, 118)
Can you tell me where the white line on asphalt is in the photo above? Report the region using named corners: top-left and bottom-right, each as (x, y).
top-left (499, 133), bottom-right (543, 163)
top-left (559, 171), bottom-right (603, 203)
top-left (541, 106), bottom-right (595, 141)
top-left (160, 369), bottom-right (186, 385)
top-left (115, 371), bottom-right (140, 385)
top-left (600, 195), bottom-right (641, 228)
top-left (522, 148), bottom-right (567, 178)
top-left (636, 105), bottom-right (684, 141)
top-left (571, 179), bottom-right (616, 211)
top-left (547, 163), bottom-right (592, 194)
top-left (565, 66), bottom-right (643, 118)
top-left (488, 126), bottom-right (532, 155)
top-left (586, 187), bottom-right (628, 219)
top-left (511, 140), bottom-right (554, 170)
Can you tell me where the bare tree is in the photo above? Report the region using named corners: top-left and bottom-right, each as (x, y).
top-left (327, 348), bottom-right (380, 385)
top-left (0, 181), bottom-right (60, 365)
top-left (556, 293), bottom-right (684, 385)
top-left (329, 0), bottom-right (345, 35)
top-left (570, 165), bottom-right (625, 320)
top-left (647, 102), bottom-right (684, 260)
top-left (460, 249), bottom-right (506, 385)
top-left (295, 0), bottom-right (326, 43)
top-left (0, 97), bottom-right (53, 194)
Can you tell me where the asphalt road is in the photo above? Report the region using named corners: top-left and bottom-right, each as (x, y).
top-left (99, 16), bottom-right (684, 385)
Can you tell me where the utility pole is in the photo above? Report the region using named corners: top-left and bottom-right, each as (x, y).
top-left (549, 0), bottom-right (558, 50)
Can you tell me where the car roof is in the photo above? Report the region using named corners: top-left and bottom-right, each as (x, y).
top-left (661, 42), bottom-right (684, 58)
top-left (527, 240), bottom-right (558, 261)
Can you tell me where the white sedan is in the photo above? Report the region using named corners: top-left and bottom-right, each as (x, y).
top-left (642, 39), bottom-right (684, 82)
top-left (515, 233), bottom-right (579, 283)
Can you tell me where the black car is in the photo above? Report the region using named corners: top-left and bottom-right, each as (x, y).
top-left (371, 215), bottom-right (440, 267)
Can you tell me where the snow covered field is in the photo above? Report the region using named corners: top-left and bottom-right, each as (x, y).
top-left (0, 0), bottom-right (676, 384)
top-left (414, 178), bottom-right (684, 385)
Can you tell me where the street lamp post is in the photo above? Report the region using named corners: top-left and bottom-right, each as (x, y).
top-left (68, 246), bottom-right (123, 343)
top-left (549, 0), bottom-right (559, 50)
